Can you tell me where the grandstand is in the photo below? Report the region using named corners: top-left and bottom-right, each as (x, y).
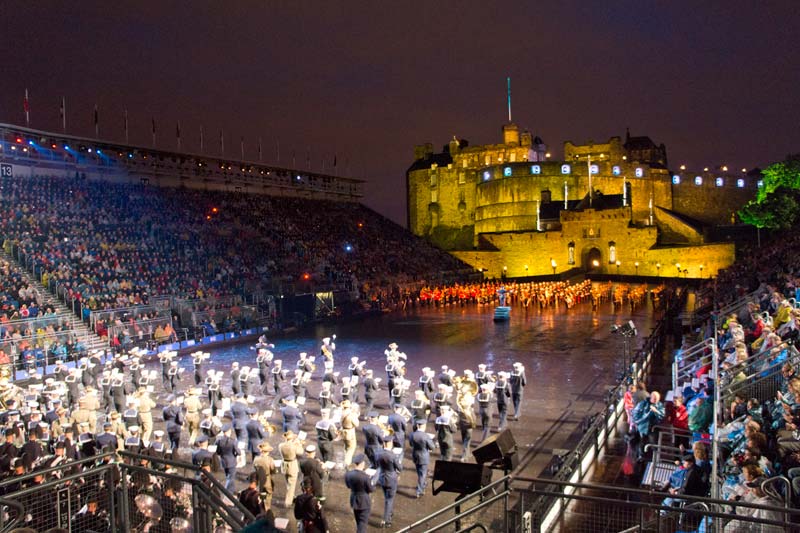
top-left (0, 123), bottom-right (473, 369)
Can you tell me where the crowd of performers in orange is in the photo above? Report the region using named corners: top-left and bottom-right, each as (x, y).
top-left (412, 279), bottom-right (665, 311)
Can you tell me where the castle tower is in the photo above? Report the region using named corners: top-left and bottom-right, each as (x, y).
top-left (502, 123), bottom-right (520, 146)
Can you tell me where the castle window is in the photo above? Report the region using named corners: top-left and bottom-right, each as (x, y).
top-left (590, 164), bottom-right (599, 175)
top-left (484, 155), bottom-right (491, 165)
top-left (509, 152), bottom-right (516, 162)
top-left (757, 180), bottom-right (764, 188)
top-left (431, 190), bottom-right (438, 203)
top-left (715, 177), bottom-right (724, 187)
top-left (561, 164), bottom-right (571, 175)
top-left (694, 176), bottom-right (703, 185)
top-left (483, 171), bottom-right (491, 181)
top-left (635, 167), bottom-right (644, 178)
top-left (737, 178), bottom-right (745, 188)
top-left (612, 165), bottom-right (621, 176)
top-left (568, 241), bottom-right (575, 265)
top-left (608, 241), bottom-right (617, 264)
top-left (672, 175), bottom-right (681, 184)
top-left (458, 172), bottom-right (466, 185)
top-left (430, 173), bottom-right (437, 187)
top-left (462, 159), bottom-right (468, 168)
top-left (530, 165), bottom-right (541, 175)
top-left (503, 167), bottom-right (513, 177)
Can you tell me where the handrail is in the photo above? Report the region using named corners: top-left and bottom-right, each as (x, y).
top-left (0, 496), bottom-right (26, 532)
top-left (395, 490), bottom-right (510, 533)
top-left (525, 486), bottom-right (796, 529)
top-left (118, 450), bottom-right (257, 524)
top-left (395, 477), bottom-right (510, 532)
top-left (512, 476), bottom-right (796, 513)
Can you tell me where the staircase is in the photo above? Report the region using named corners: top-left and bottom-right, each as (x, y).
top-left (0, 249), bottom-right (107, 355)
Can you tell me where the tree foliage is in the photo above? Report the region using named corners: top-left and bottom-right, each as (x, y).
top-left (739, 187), bottom-right (800, 229)
top-left (757, 155), bottom-right (800, 202)
top-left (738, 155), bottom-right (800, 229)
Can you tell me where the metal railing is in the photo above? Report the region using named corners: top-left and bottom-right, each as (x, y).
top-left (672, 337), bottom-right (716, 391)
top-left (0, 450), bottom-right (256, 533)
top-left (513, 476), bottom-right (798, 533)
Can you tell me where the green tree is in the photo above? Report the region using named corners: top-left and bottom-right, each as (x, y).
top-left (739, 186), bottom-right (800, 229)
top-left (757, 155), bottom-right (800, 201)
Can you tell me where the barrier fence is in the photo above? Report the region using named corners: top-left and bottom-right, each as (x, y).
top-left (0, 451), bottom-right (255, 533)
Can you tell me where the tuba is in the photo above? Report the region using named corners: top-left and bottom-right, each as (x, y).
top-left (453, 375), bottom-right (478, 397)
top-left (454, 376), bottom-right (478, 428)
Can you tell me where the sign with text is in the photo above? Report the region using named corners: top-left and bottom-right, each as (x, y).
top-left (0, 164), bottom-right (11, 178)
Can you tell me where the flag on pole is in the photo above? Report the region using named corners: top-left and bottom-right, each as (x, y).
top-left (176, 121), bottom-right (181, 150)
top-left (240, 137), bottom-right (245, 160)
top-left (151, 117), bottom-right (156, 147)
top-left (258, 137), bottom-right (262, 162)
top-left (60, 97), bottom-right (66, 132)
top-left (124, 108), bottom-right (129, 144)
top-left (23, 89), bottom-right (30, 127)
top-left (200, 125), bottom-right (204, 153)
top-left (94, 104), bottom-right (99, 138)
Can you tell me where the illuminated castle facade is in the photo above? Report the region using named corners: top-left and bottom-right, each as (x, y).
top-left (407, 124), bottom-right (756, 278)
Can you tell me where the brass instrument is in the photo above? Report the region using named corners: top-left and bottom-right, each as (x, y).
top-left (454, 376), bottom-right (478, 428)
top-left (259, 412), bottom-right (278, 434)
top-left (453, 375), bottom-right (479, 396)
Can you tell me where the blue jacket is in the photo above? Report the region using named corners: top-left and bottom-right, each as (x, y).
top-left (345, 469), bottom-right (374, 511)
top-left (632, 399), bottom-right (665, 436)
top-left (409, 430), bottom-right (435, 466)
top-left (376, 448), bottom-right (402, 488)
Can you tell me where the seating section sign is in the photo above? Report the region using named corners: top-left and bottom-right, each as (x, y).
top-left (0, 164), bottom-right (11, 177)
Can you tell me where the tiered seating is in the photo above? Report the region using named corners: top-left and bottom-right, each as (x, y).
top-left (637, 234), bottom-right (800, 513)
top-left (0, 175), bottom-right (468, 316)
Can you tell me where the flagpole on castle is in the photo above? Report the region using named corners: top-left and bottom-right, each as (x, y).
top-left (506, 77), bottom-right (512, 123)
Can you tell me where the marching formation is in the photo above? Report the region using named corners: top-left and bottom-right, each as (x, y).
top-left (0, 334), bottom-right (527, 531)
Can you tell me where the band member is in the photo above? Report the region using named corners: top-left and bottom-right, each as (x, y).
top-left (340, 400), bottom-right (360, 465)
top-left (318, 381), bottom-right (334, 411)
top-left (435, 405), bottom-right (458, 461)
top-left (315, 408), bottom-right (339, 463)
top-left (362, 369), bottom-right (379, 418)
top-left (231, 362), bottom-right (241, 396)
top-left (206, 370), bottom-right (223, 416)
top-left (410, 389), bottom-right (431, 423)
top-left (419, 367), bottom-right (434, 402)
top-left (270, 360), bottom-right (285, 405)
top-left (376, 435), bottom-right (402, 528)
top-left (279, 430), bottom-right (305, 507)
top-left (510, 362), bottom-right (527, 420)
top-left (256, 347), bottom-right (273, 386)
top-left (477, 383), bottom-right (494, 441)
top-left (320, 336), bottom-right (336, 362)
top-left (408, 419), bottom-right (435, 498)
top-left (361, 412), bottom-right (383, 468)
top-left (432, 384), bottom-right (452, 419)
top-left (495, 372), bottom-right (511, 431)
top-left (345, 453), bottom-right (373, 533)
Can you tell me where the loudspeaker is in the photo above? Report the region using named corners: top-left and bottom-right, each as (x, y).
top-left (472, 428), bottom-right (517, 465)
top-left (432, 460), bottom-right (492, 495)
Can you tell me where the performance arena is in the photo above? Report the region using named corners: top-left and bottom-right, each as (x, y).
top-left (0, 124), bottom-right (797, 532)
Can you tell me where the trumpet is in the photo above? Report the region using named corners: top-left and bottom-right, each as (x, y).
top-left (259, 412), bottom-right (278, 434)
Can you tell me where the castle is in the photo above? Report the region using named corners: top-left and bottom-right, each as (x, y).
top-left (407, 124), bottom-right (758, 278)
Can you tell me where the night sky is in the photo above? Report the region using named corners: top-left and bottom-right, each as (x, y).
top-left (1, 2), bottom-right (798, 225)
